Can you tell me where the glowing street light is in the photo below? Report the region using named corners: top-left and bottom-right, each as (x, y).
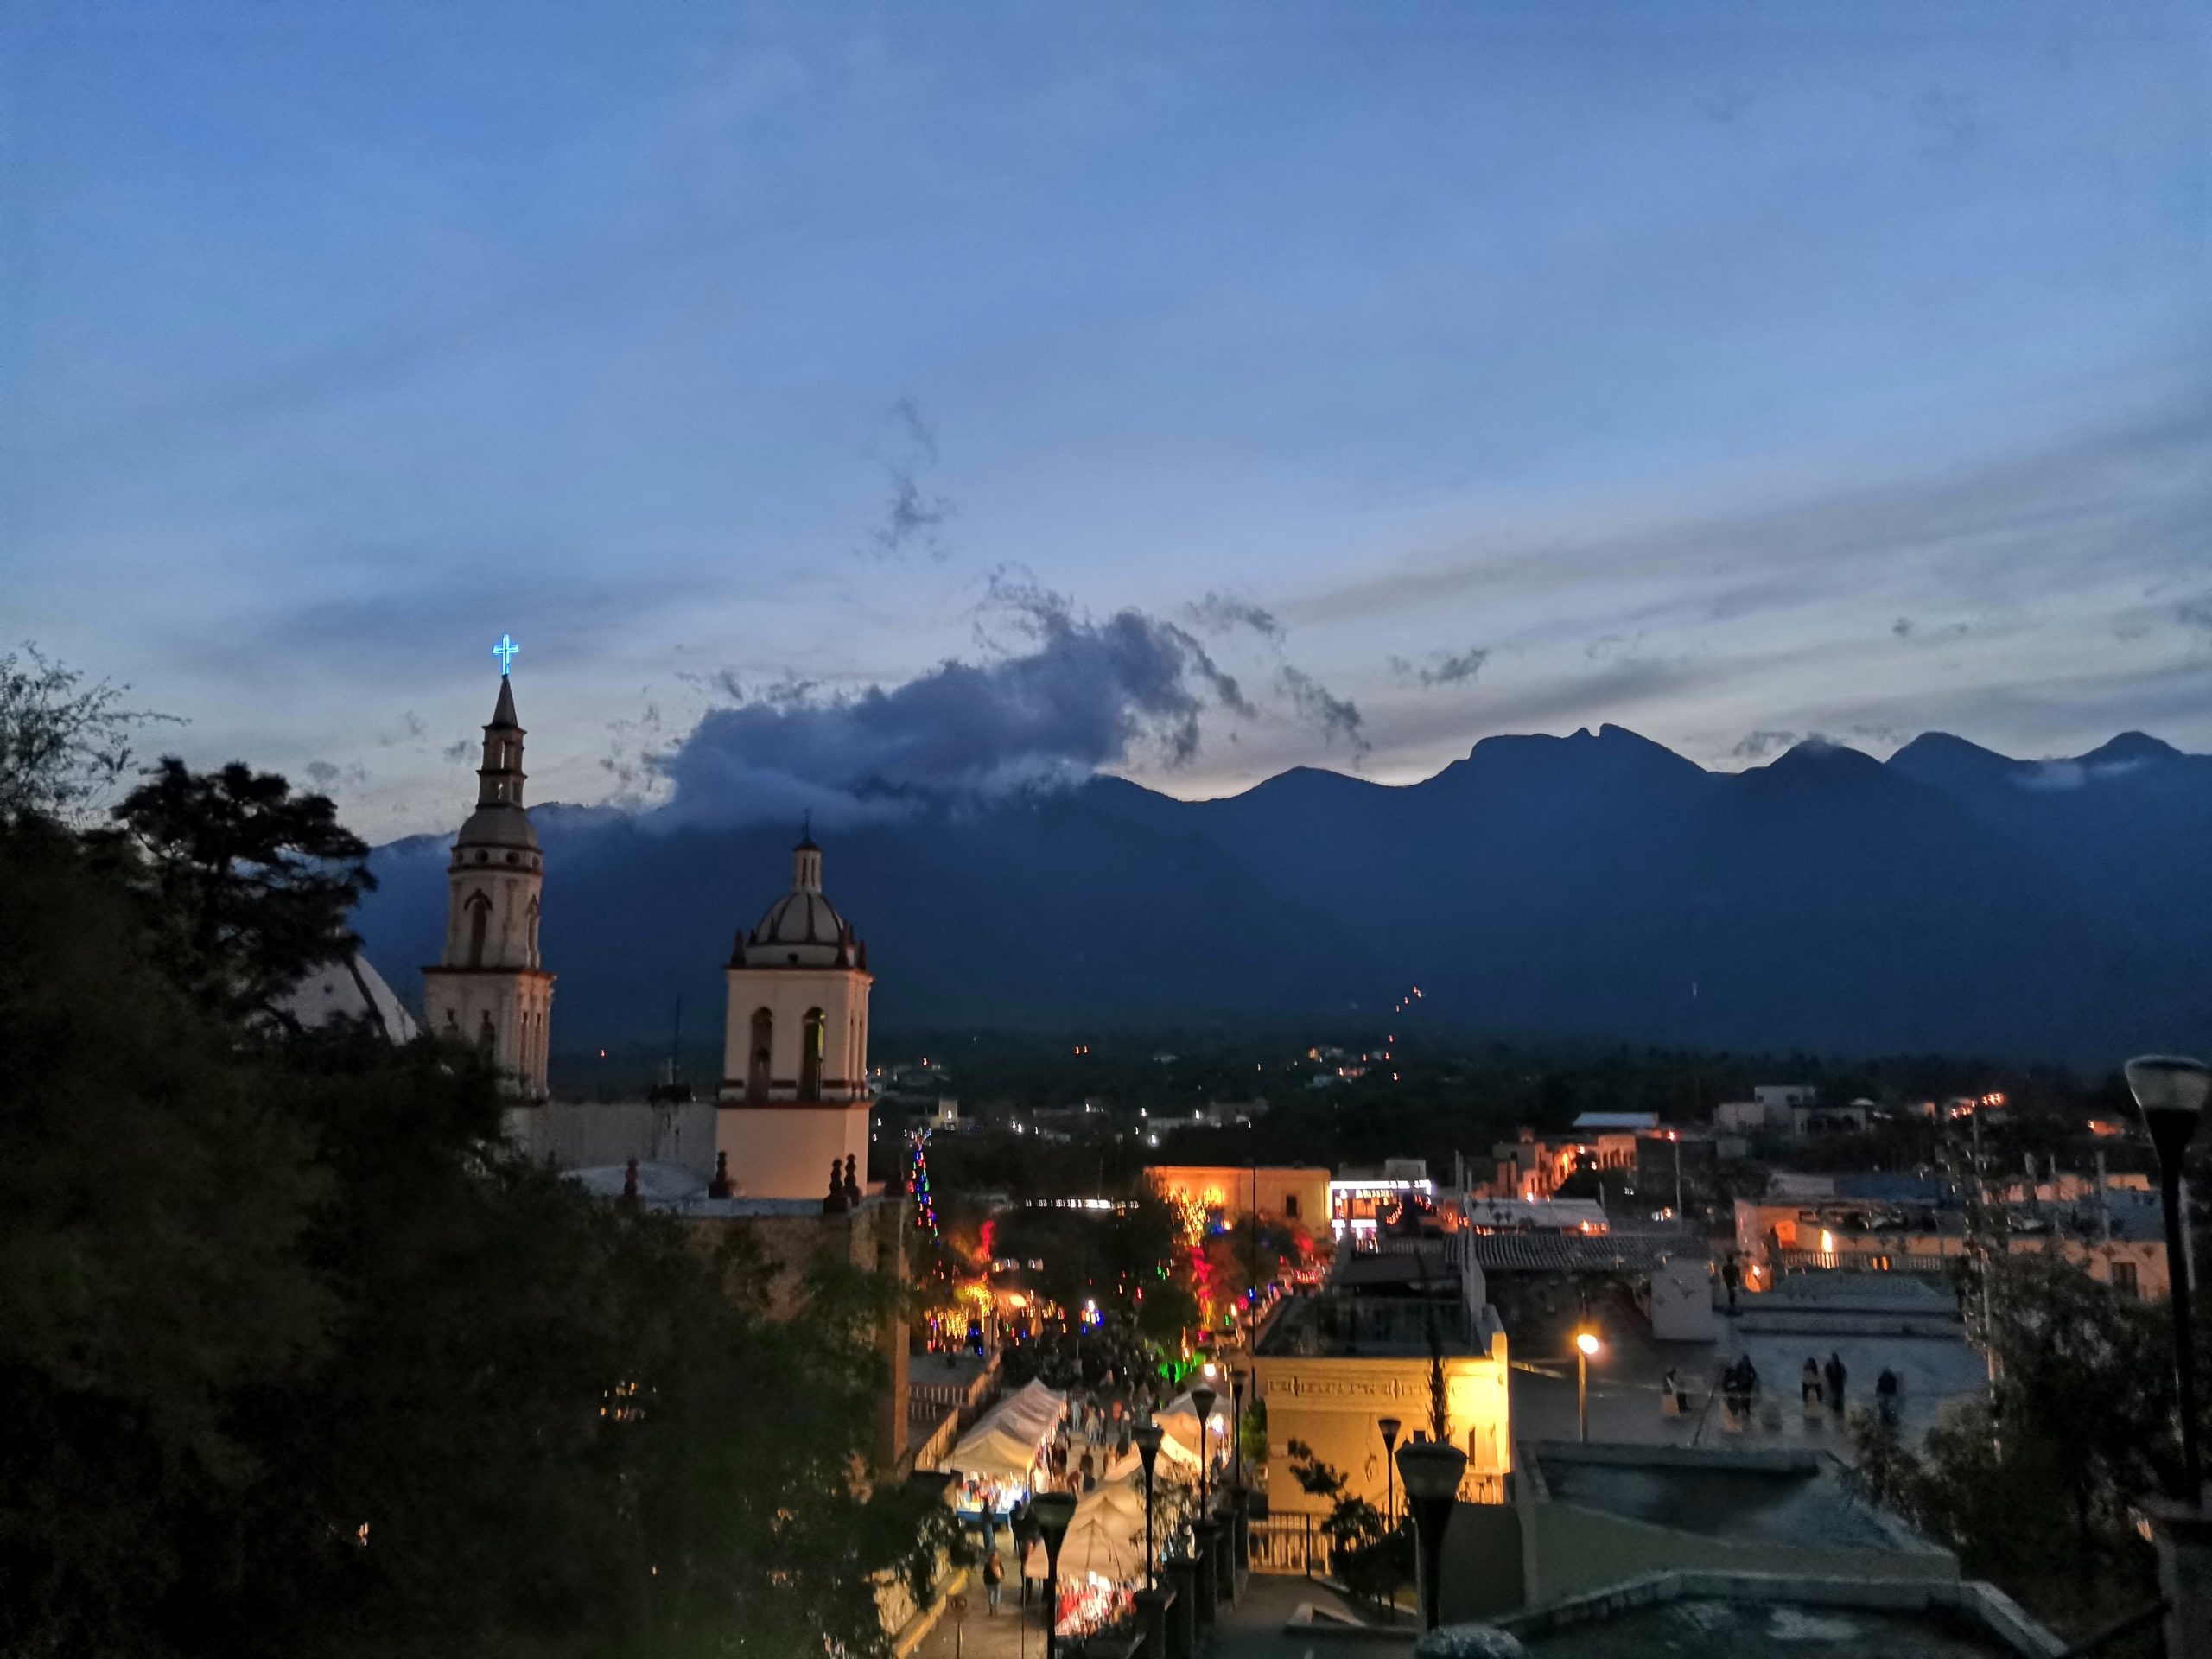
top-left (1575, 1329), bottom-right (1603, 1443)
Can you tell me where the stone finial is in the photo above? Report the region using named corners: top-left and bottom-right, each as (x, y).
top-left (842, 1154), bottom-right (861, 1208)
top-left (708, 1150), bottom-right (732, 1200)
top-left (823, 1160), bottom-right (850, 1215)
top-left (622, 1158), bottom-right (639, 1201)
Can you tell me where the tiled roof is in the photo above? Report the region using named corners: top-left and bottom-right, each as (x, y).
top-left (1467, 1233), bottom-right (1701, 1274)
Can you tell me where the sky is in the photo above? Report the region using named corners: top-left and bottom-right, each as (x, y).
top-left (3, 0), bottom-right (2208, 834)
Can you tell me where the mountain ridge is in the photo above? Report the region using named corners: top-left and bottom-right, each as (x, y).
top-left (350, 727), bottom-right (2212, 1063)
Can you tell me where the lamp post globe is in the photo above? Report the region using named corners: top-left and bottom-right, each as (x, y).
top-left (1134, 1421), bottom-right (1164, 1590)
top-left (1029, 1490), bottom-right (1080, 1659)
top-left (1377, 1415), bottom-right (1402, 1525)
top-left (1395, 1439), bottom-right (1470, 1631)
top-left (2125, 1053), bottom-right (2209, 1507)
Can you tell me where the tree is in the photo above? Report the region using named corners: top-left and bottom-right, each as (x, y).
top-left (1848, 1252), bottom-right (2209, 1635)
top-left (0, 819), bottom-right (333, 1656)
top-left (1281, 1440), bottom-right (1409, 1611)
top-left (0, 643), bottom-right (172, 826)
top-left (98, 758), bottom-right (374, 1022)
top-left (3, 809), bottom-right (960, 1657)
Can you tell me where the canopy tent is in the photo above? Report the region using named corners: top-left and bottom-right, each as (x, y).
top-left (1026, 1477), bottom-right (1149, 1582)
top-left (946, 1379), bottom-right (1066, 1481)
top-left (1154, 1390), bottom-right (1233, 1462)
top-left (1102, 1424), bottom-right (1201, 1484)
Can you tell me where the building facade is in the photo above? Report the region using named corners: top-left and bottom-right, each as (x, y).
top-left (422, 675), bottom-right (555, 1099)
top-left (715, 835), bottom-right (874, 1199)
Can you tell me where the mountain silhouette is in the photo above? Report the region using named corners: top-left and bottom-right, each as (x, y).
top-left (352, 727), bottom-right (2212, 1063)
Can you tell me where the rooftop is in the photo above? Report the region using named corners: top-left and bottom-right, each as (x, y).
top-left (1526, 1444), bottom-right (1927, 1554)
top-left (1468, 1234), bottom-right (1700, 1274)
top-left (1495, 1572), bottom-right (2063, 1659)
top-left (1572, 1113), bottom-right (1660, 1131)
top-left (1513, 1593), bottom-right (2026, 1659)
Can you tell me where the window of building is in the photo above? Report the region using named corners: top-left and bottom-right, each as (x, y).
top-left (747, 1008), bottom-right (772, 1102)
top-left (800, 1007), bottom-right (825, 1097)
top-left (465, 892), bottom-right (491, 967)
top-left (2113, 1260), bottom-right (2139, 1298)
top-left (1283, 1193), bottom-right (1300, 1218)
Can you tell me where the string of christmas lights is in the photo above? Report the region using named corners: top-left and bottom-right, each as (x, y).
top-left (907, 1130), bottom-right (938, 1239)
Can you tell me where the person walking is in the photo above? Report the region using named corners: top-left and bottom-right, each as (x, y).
top-left (1721, 1255), bottom-right (1741, 1313)
top-left (1824, 1352), bottom-right (1847, 1413)
top-left (1875, 1366), bottom-right (1900, 1427)
top-left (983, 1545), bottom-right (1005, 1613)
top-left (1663, 1367), bottom-right (1689, 1415)
top-left (1801, 1357), bottom-right (1823, 1408)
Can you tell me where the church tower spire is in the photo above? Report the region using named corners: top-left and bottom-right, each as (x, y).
top-left (423, 669), bottom-right (555, 1100)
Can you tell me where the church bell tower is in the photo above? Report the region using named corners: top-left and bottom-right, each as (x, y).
top-left (423, 672), bottom-right (554, 1099)
top-left (716, 831), bottom-right (873, 1197)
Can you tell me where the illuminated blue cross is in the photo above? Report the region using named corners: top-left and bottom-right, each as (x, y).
top-left (492, 633), bottom-right (520, 676)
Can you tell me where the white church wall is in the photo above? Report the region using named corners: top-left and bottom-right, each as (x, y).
top-left (506, 1101), bottom-right (719, 1177)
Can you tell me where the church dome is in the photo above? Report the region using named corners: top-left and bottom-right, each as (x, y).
top-left (754, 886), bottom-right (848, 950)
top-left (456, 800), bottom-right (539, 851)
top-left (739, 833), bottom-right (863, 969)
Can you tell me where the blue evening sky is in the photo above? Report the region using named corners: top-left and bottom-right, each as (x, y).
top-left (3, 0), bottom-right (2207, 832)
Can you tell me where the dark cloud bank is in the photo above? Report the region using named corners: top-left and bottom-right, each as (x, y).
top-left (649, 581), bottom-right (1364, 827)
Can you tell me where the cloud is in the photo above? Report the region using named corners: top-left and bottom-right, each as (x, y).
top-left (304, 758), bottom-right (368, 791)
top-left (442, 739), bottom-right (473, 763)
top-left (2179, 594), bottom-right (2212, 634)
top-left (1277, 667), bottom-right (1368, 757)
top-left (861, 397), bottom-right (953, 562)
top-left (1891, 617), bottom-right (1914, 639)
top-left (1731, 729), bottom-right (1800, 760)
top-left (1184, 591), bottom-right (1285, 642)
top-left (1389, 646), bottom-right (1490, 690)
top-left (376, 710), bottom-right (428, 747)
top-left (648, 583), bottom-right (1262, 826)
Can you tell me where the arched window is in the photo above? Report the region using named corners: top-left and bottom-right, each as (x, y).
top-left (800, 1007), bottom-right (825, 1098)
top-left (465, 891), bottom-right (492, 967)
top-left (526, 897), bottom-right (541, 967)
top-left (478, 1010), bottom-right (496, 1052)
top-left (747, 1008), bottom-right (773, 1102)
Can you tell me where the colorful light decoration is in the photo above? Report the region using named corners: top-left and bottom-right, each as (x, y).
top-left (907, 1130), bottom-right (939, 1239)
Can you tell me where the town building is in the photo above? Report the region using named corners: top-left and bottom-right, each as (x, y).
top-left (1145, 1164), bottom-right (1331, 1231)
top-left (1734, 1172), bottom-right (2173, 1299)
top-left (1250, 1237), bottom-right (1513, 1520)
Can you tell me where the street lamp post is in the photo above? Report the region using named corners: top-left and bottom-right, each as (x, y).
top-left (1377, 1416), bottom-right (1402, 1525)
top-left (1030, 1491), bottom-right (1079, 1659)
top-left (1191, 1382), bottom-right (1218, 1517)
top-left (2126, 1054), bottom-right (2209, 1505)
top-left (1395, 1438), bottom-right (1470, 1632)
top-left (1229, 1368), bottom-right (1247, 1493)
top-left (1135, 1421), bottom-right (1164, 1590)
top-left (1575, 1330), bottom-right (1602, 1445)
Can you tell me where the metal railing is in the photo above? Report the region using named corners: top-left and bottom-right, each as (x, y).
top-left (1249, 1513), bottom-right (1329, 1577)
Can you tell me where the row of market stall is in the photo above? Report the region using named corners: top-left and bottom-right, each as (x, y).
top-left (941, 1381), bottom-right (1230, 1638)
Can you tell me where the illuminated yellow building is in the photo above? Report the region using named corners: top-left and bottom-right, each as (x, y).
top-left (1249, 1243), bottom-right (1512, 1514)
top-left (1146, 1164), bottom-right (1332, 1233)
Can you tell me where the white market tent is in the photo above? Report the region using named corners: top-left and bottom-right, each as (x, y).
top-left (1026, 1476), bottom-right (1149, 1581)
top-left (947, 1379), bottom-right (1067, 1481)
top-left (1154, 1390), bottom-right (1233, 1463)
top-left (1102, 1425), bottom-right (1201, 1484)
